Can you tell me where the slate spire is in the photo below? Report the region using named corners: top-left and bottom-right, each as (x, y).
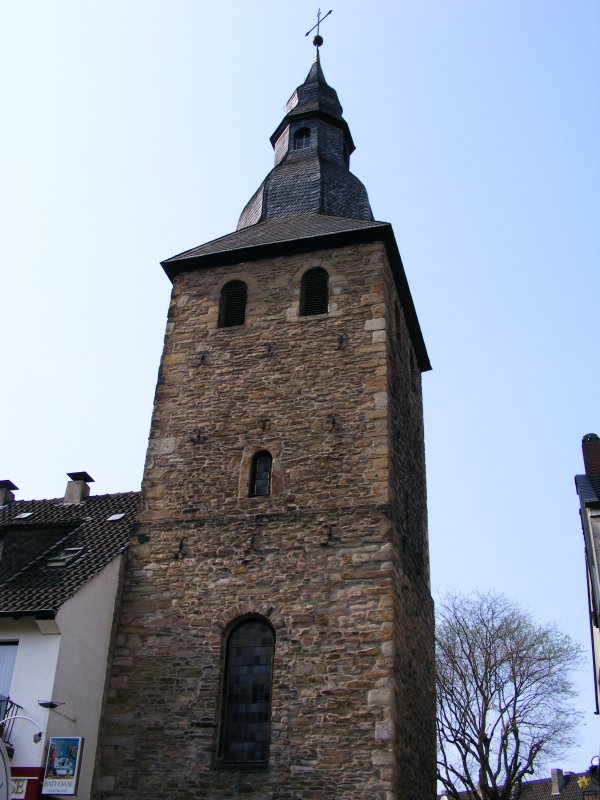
top-left (237, 51), bottom-right (374, 229)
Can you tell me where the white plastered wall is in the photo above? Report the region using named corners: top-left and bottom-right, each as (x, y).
top-left (0, 554), bottom-right (123, 797)
top-left (48, 554), bottom-right (123, 799)
top-left (0, 617), bottom-right (59, 767)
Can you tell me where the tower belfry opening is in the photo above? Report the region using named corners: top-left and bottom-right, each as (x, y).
top-left (97, 39), bottom-right (435, 800)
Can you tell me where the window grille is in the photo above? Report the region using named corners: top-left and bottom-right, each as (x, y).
top-left (294, 127), bottom-right (311, 150)
top-left (250, 452), bottom-right (272, 497)
top-left (220, 619), bottom-right (275, 764)
top-left (219, 281), bottom-right (248, 328)
top-left (299, 268), bottom-right (328, 316)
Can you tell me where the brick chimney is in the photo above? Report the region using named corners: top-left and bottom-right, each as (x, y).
top-left (0, 480), bottom-right (18, 507)
top-left (63, 471), bottom-right (94, 504)
top-left (583, 434), bottom-right (600, 476)
top-left (551, 768), bottom-right (564, 796)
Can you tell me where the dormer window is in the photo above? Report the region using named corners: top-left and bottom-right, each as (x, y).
top-left (294, 127), bottom-right (311, 150)
top-left (46, 545), bottom-right (84, 568)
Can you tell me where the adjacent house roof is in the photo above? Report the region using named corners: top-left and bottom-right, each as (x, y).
top-left (516, 773), bottom-right (599, 799)
top-left (441, 772), bottom-right (599, 800)
top-left (0, 491), bottom-right (139, 616)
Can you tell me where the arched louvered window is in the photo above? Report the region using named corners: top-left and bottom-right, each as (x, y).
top-left (300, 267), bottom-right (329, 316)
top-left (294, 127), bottom-right (311, 150)
top-left (218, 281), bottom-right (247, 328)
top-left (250, 451), bottom-right (272, 497)
top-left (220, 618), bottom-right (275, 764)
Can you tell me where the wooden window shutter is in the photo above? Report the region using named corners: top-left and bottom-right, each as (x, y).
top-left (300, 268), bottom-right (328, 316)
top-left (219, 281), bottom-right (248, 328)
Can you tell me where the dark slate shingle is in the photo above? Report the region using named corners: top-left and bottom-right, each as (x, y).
top-left (163, 214), bottom-right (387, 267)
top-left (440, 773), bottom-right (598, 800)
top-left (576, 474), bottom-right (600, 504)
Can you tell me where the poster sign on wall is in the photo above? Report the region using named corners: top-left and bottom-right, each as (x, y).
top-left (41, 738), bottom-right (84, 796)
top-left (10, 776), bottom-right (28, 799)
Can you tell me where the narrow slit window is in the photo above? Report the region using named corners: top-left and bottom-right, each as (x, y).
top-left (299, 268), bottom-right (328, 316)
top-left (294, 127), bottom-right (311, 150)
top-left (250, 451), bottom-right (272, 497)
top-left (220, 619), bottom-right (275, 764)
top-left (219, 281), bottom-right (247, 328)
top-left (394, 301), bottom-right (402, 343)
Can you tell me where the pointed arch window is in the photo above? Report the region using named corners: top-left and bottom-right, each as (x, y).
top-left (220, 618), bottom-right (275, 764)
top-left (294, 127), bottom-right (311, 150)
top-left (250, 451), bottom-right (272, 497)
top-left (219, 281), bottom-right (247, 328)
top-left (300, 267), bottom-right (329, 316)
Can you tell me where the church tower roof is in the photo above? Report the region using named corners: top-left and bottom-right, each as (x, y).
top-left (161, 43), bottom-right (430, 372)
top-left (237, 50), bottom-right (374, 229)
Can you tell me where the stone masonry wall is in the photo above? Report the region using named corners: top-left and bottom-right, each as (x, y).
top-left (384, 269), bottom-right (436, 800)
top-left (95, 240), bottom-right (435, 800)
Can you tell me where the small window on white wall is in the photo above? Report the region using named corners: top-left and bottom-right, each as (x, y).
top-left (0, 643), bottom-right (17, 698)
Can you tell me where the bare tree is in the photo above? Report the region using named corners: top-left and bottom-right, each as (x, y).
top-left (436, 592), bottom-right (582, 800)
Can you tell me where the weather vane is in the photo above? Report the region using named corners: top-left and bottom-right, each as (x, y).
top-left (305, 8), bottom-right (333, 48)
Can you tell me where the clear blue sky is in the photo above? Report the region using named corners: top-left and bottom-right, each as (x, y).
top-left (1, 0), bottom-right (599, 775)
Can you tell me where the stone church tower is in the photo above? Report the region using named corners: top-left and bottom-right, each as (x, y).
top-left (97, 46), bottom-right (435, 800)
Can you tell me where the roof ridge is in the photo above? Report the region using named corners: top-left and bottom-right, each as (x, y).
top-left (1, 489), bottom-right (140, 506)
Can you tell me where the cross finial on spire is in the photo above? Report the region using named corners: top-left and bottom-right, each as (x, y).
top-left (305, 8), bottom-right (333, 49)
